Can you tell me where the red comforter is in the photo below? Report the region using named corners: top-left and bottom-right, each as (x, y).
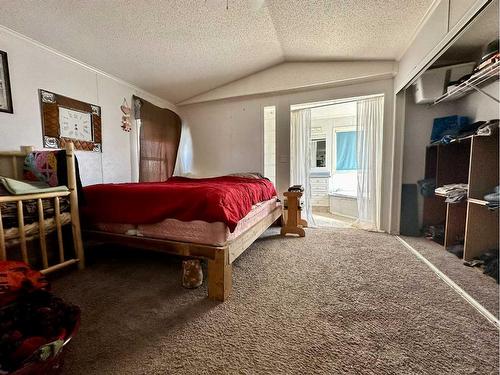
top-left (82, 176), bottom-right (277, 232)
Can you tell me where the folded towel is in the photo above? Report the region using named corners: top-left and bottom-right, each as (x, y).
top-left (0, 176), bottom-right (68, 195)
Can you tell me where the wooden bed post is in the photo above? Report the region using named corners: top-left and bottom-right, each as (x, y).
top-left (207, 247), bottom-right (232, 301)
top-left (66, 142), bottom-right (85, 269)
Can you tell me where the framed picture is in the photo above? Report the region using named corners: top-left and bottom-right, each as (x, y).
top-left (0, 50), bottom-right (13, 114)
top-left (39, 90), bottom-right (102, 152)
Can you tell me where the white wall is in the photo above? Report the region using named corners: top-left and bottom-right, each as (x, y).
top-left (180, 78), bottom-right (395, 232)
top-left (460, 81), bottom-right (499, 120)
top-left (180, 61), bottom-right (396, 105)
top-left (0, 27), bottom-right (177, 185)
top-left (402, 89), bottom-right (459, 185)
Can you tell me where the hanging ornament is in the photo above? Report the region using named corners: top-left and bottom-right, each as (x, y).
top-left (120, 98), bottom-right (132, 132)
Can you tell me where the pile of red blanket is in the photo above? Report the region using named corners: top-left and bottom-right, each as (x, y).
top-left (82, 176), bottom-right (277, 232)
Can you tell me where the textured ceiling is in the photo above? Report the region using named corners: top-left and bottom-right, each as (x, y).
top-left (0, 0), bottom-right (433, 103)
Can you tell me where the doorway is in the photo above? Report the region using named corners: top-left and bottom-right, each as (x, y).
top-left (290, 95), bottom-right (384, 230)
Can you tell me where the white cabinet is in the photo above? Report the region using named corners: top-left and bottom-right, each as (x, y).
top-left (310, 176), bottom-right (329, 207)
top-left (395, 0), bottom-right (492, 92)
top-left (396, 0), bottom-right (450, 91)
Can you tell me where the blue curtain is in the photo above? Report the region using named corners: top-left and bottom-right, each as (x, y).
top-left (336, 131), bottom-right (357, 170)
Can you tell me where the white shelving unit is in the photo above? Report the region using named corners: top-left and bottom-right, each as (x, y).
top-left (433, 60), bottom-right (499, 105)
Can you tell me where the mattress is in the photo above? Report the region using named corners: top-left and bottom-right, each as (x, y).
top-left (92, 197), bottom-right (280, 246)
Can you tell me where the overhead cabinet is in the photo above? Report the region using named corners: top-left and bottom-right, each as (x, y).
top-left (397, 0), bottom-right (449, 89)
top-left (449, 0), bottom-right (479, 30)
top-left (396, 0), bottom-right (493, 91)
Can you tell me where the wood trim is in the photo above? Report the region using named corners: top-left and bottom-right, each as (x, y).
top-left (228, 206), bottom-right (282, 263)
top-left (40, 259), bottom-right (79, 275)
top-left (54, 197), bottom-right (65, 263)
top-left (66, 142), bottom-right (85, 269)
top-left (0, 191), bottom-right (70, 203)
top-left (0, 207), bottom-right (5, 261)
top-left (444, 201), bottom-right (467, 249)
top-left (208, 248), bottom-right (232, 301)
top-left (84, 230), bottom-right (221, 260)
top-left (468, 133), bottom-right (499, 200)
top-left (17, 201), bottom-right (28, 263)
top-left (37, 198), bottom-right (49, 269)
top-left (464, 202), bottom-right (499, 261)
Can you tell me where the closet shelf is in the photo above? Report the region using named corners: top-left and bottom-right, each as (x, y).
top-left (433, 60), bottom-right (499, 105)
top-left (468, 198), bottom-right (489, 206)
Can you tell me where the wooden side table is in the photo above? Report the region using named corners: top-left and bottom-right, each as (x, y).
top-left (281, 190), bottom-right (308, 237)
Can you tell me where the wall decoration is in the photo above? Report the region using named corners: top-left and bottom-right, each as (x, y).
top-left (39, 89), bottom-right (102, 152)
top-left (0, 50), bottom-right (13, 114)
top-left (120, 98), bottom-right (132, 132)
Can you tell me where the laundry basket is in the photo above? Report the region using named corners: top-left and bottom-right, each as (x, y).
top-left (10, 309), bottom-right (80, 375)
top-left (0, 261), bottom-right (80, 375)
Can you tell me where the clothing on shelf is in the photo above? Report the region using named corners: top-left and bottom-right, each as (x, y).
top-left (424, 224), bottom-right (445, 244)
top-left (471, 39), bottom-right (499, 78)
top-left (429, 119), bottom-right (498, 145)
top-left (484, 185), bottom-right (500, 210)
top-left (463, 250), bottom-right (499, 283)
top-left (476, 119), bottom-right (499, 136)
top-left (435, 184), bottom-right (468, 204)
top-left (430, 115), bottom-right (470, 144)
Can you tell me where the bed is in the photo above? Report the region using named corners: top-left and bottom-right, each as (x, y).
top-left (0, 143), bottom-right (85, 274)
top-left (82, 175), bottom-right (282, 301)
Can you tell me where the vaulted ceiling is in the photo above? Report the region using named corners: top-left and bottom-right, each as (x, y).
top-left (0, 0), bottom-right (434, 104)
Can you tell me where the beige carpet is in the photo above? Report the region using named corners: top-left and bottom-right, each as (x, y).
top-left (51, 228), bottom-right (499, 374)
top-left (401, 235), bottom-right (499, 318)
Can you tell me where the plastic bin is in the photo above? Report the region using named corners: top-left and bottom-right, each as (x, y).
top-left (430, 115), bottom-right (470, 142)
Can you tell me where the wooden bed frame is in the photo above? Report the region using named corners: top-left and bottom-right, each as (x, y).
top-left (84, 204), bottom-right (282, 301)
top-left (1, 142), bottom-right (282, 301)
top-left (0, 142), bottom-right (85, 274)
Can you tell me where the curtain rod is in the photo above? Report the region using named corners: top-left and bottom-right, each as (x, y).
top-left (290, 93), bottom-right (384, 111)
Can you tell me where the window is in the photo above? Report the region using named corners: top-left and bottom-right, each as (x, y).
top-left (331, 128), bottom-right (357, 197)
top-left (263, 106), bottom-right (276, 185)
top-left (312, 138), bottom-right (326, 167)
top-left (335, 131), bottom-right (357, 171)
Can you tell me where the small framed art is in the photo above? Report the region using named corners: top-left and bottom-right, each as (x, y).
top-left (0, 50), bottom-right (13, 114)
